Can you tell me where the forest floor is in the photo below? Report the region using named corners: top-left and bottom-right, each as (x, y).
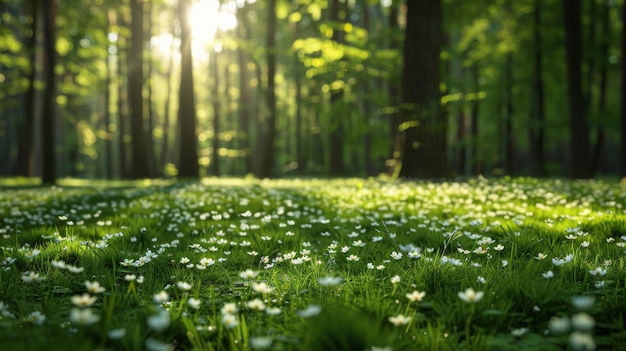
top-left (0, 177), bottom-right (625, 350)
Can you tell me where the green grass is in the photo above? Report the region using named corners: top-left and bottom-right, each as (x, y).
top-left (1, 177), bottom-right (625, 350)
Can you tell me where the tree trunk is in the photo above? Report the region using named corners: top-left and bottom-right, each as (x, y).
top-left (328, 0), bottom-right (345, 176)
top-left (528, 0), bottom-right (545, 177)
top-left (620, 0), bottom-right (626, 177)
top-left (258, 0), bottom-right (277, 178)
top-left (211, 44), bottom-right (221, 176)
top-left (41, 0), bottom-right (57, 184)
top-left (504, 52), bottom-right (515, 175)
top-left (177, 0), bottom-right (199, 178)
top-left (160, 26), bottom-right (176, 177)
top-left (563, 0), bottom-right (589, 178)
top-left (591, 1), bottom-right (609, 176)
top-left (15, 1), bottom-right (38, 177)
top-left (146, 0), bottom-right (156, 178)
top-left (388, 0), bottom-right (401, 174)
top-left (237, 5), bottom-right (252, 175)
top-left (396, 0), bottom-right (453, 178)
top-left (128, 0), bottom-right (150, 179)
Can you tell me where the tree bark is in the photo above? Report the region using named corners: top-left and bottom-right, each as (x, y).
top-left (258, 0), bottom-right (277, 178)
top-left (529, 0), bottom-right (545, 177)
top-left (128, 0), bottom-right (150, 178)
top-left (177, 0), bottom-right (199, 178)
top-left (563, 0), bottom-right (589, 178)
top-left (396, 0), bottom-right (453, 178)
top-left (620, 0), bottom-right (626, 177)
top-left (41, 0), bottom-right (57, 184)
top-left (15, 1), bottom-right (38, 177)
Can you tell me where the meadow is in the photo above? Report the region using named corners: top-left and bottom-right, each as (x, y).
top-left (0, 177), bottom-right (625, 351)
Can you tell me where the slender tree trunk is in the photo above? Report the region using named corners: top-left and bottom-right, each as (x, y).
top-left (146, 0), bottom-right (156, 177)
top-left (160, 26), bottom-right (176, 176)
top-left (177, 0), bottom-right (199, 178)
top-left (128, 0), bottom-right (150, 179)
top-left (504, 52), bottom-right (515, 174)
top-left (388, 0), bottom-right (401, 174)
top-left (41, 0), bottom-right (57, 184)
top-left (470, 70), bottom-right (480, 175)
top-left (211, 45), bottom-right (221, 176)
top-left (396, 0), bottom-right (452, 178)
top-left (259, 0), bottom-right (277, 178)
top-left (328, 0), bottom-right (345, 176)
top-left (116, 13), bottom-right (129, 178)
top-left (563, 0), bottom-right (589, 178)
top-left (591, 1), bottom-right (609, 176)
top-left (237, 6), bottom-right (252, 174)
top-left (15, 1), bottom-right (38, 177)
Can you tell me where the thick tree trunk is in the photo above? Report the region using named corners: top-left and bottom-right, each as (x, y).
top-left (563, 0), bottom-right (590, 178)
top-left (177, 0), bottom-right (199, 178)
top-left (396, 0), bottom-right (453, 178)
top-left (258, 0), bottom-right (277, 178)
top-left (529, 0), bottom-right (545, 177)
top-left (128, 0), bottom-right (150, 179)
top-left (41, 0), bottom-right (57, 184)
top-left (15, 1), bottom-right (38, 177)
top-left (620, 3), bottom-right (626, 177)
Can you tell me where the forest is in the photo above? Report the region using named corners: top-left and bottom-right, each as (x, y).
top-left (1, 0), bottom-right (626, 182)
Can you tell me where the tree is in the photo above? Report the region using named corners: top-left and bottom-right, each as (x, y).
top-left (128, 0), bottom-right (150, 178)
top-left (563, 0), bottom-right (589, 178)
top-left (395, 0), bottom-right (453, 178)
top-left (41, 0), bottom-right (57, 184)
top-left (177, 0), bottom-right (199, 178)
top-left (258, 0), bottom-right (277, 178)
top-left (328, 0), bottom-right (345, 176)
top-left (621, 0), bottom-right (626, 177)
top-left (528, 0), bottom-right (545, 177)
top-left (15, 1), bottom-right (38, 177)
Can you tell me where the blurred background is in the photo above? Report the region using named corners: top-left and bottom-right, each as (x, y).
top-left (0, 0), bottom-right (624, 181)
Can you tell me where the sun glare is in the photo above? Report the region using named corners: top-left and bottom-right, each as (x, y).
top-left (189, 0), bottom-right (238, 50)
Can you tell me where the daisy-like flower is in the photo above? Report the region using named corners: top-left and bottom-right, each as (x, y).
top-left (124, 274), bottom-right (137, 281)
top-left (406, 290), bottom-right (426, 302)
top-left (70, 308), bottom-right (101, 326)
top-left (108, 328), bottom-right (127, 339)
top-left (318, 276), bottom-right (343, 287)
top-left (247, 298), bottom-right (266, 311)
top-left (542, 271), bottom-right (554, 279)
top-left (391, 275), bottom-right (401, 285)
top-left (221, 303), bottom-right (238, 315)
top-left (535, 253), bottom-right (547, 260)
top-left (549, 316), bottom-right (570, 334)
top-left (51, 260), bottom-right (67, 269)
top-left (187, 297), bottom-right (201, 310)
top-left (145, 338), bottom-right (174, 351)
top-left (153, 291), bottom-right (170, 304)
top-left (494, 244), bottom-right (505, 251)
top-left (346, 254), bottom-right (360, 262)
top-left (388, 314), bottom-right (411, 326)
top-left (85, 281), bottom-right (106, 294)
top-left (24, 249), bottom-right (41, 259)
top-left (71, 293), bottom-right (97, 307)
top-left (147, 310), bottom-right (170, 332)
top-left (569, 331), bottom-right (596, 351)
top-left (239, 269), bottom-right (258, 279)
top-left (571, 313), bottom-right (595, 332)
top-left (221, 313), bottom-right (239, 329)
top-left (25, 311), bottom-right (46, 325)
top-left (177, 281), bottom-right (192, 291)
top-left (511, 327), bottom-right (528, 337)
top-left (390, 251), bottom-right (403, 260)
top-left (249, 336), bottom-right (273, 349)
top-left (66, 265), bottom-right (84, 274)
top-left (266, 306), bottom-right (282, 316)
top-left (476, 276), bottom-right (486, 284)
top-left (571, 296), bottom-right (595, 310)
top-left (22, 271), bottom-right (44, 283)
top-left (588, 267), bottom-right (607, 276)
top-left (297, 304), bottom-right (322, 318)
top-left (458, 288), bottom-right (484, 303)
top-left (252, 282), bottom-right (274, 294)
